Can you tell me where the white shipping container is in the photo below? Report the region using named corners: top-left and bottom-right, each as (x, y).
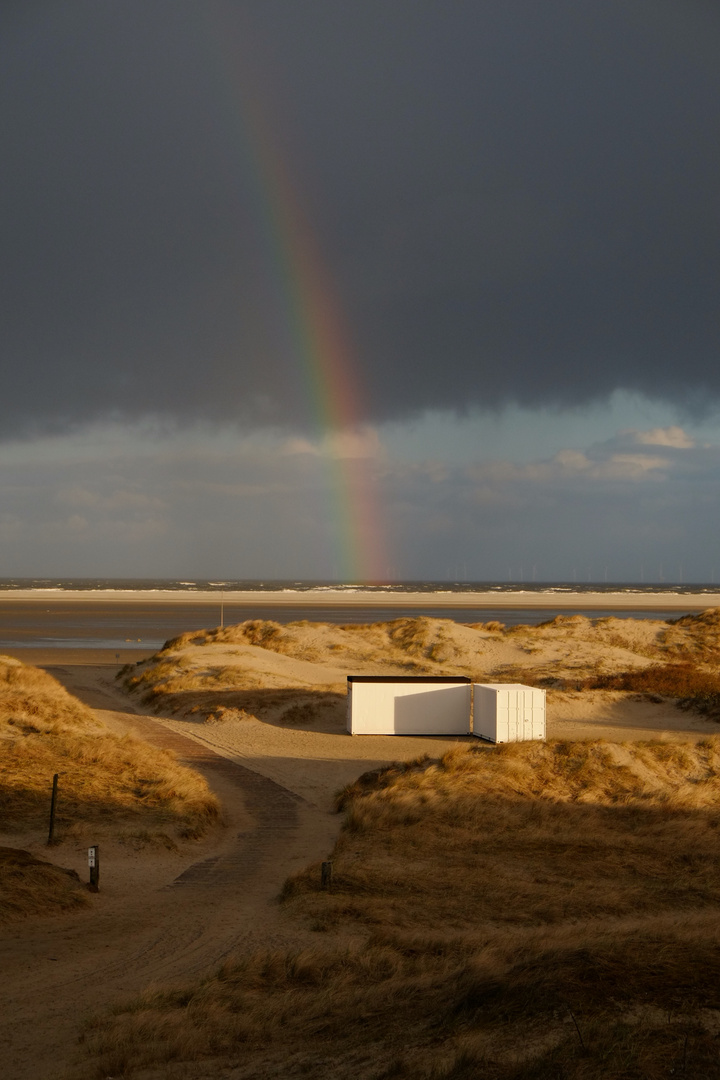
top-left (347, 677), bottom-right (471, 735)
top-left (473, 684), bottom-right (546, 743)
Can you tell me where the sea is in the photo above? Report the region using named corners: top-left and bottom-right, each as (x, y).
top-left (0, 578), bottom-right (716, 652)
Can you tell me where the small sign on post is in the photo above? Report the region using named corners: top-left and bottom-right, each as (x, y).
top-left (88, 845), bottom-right (99, 892)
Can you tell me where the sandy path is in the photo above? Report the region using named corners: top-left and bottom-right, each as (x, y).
top-left (0, 668), bottom-right (339, 1080)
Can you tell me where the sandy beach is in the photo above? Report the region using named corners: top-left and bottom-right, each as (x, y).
top-left (2, 587), bottom-right (720, 608)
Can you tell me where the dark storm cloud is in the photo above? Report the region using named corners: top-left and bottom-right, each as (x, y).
top-left (2, 0), bottom-right (720, 435)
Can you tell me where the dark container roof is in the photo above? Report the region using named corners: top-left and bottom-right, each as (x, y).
top-left (347, 675), bottom-right (471, 683)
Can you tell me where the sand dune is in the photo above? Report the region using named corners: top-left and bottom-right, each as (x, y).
top-left (115, 611), bottom-right (720, 808)
top-left (79, 736), bottom-right (720, 1080)
top-left (7, 614), bottom-right (720, 1076)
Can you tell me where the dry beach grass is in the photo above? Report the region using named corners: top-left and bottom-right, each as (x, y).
top-left (0, 656), bottom-right (219, 920)
top-left (77, 737), bottom-right (720, 1079)
top-left (121, 610), bottom-right (720, 733)
top-left (0, 844), bottom-right (89, 922)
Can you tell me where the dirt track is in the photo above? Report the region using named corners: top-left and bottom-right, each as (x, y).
top-left (0, 666), bottom-right (339, 1080)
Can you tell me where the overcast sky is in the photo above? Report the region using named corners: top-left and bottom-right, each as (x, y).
top-left (2, 2), bottom-right (720, 581)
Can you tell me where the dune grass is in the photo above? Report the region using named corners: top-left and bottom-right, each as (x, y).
top-left (0, 657), bottom-right (220, 920)
top-left (1, 724), bottom-right (220, 835)
top-left (0, 846), bottom-right (89, 921)
top-left (582, 662), bottom-right (720, 718)
top-left (121, 612), bottom-right (720, 731)
top-left (156, 614), bottom-right (498, 674)
top-left (0, 657), bottom-right (219, 838)
top-left (507, 661), bottom-right (720, 720)
top-left (123, 652), bottom-right (346, 725)
top-left (77, 738), bottom-right (720, 1079)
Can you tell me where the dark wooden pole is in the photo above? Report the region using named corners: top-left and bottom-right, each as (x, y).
top-left (321, 861), bottom-right (333, 890)
top-left (47, 773), bottom-right (59, 844)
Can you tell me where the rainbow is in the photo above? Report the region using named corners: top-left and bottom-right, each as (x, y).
top-left (199, 11), bottom-right (388, 582)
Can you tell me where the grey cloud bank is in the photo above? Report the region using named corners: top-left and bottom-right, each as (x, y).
top-left (2, 1), bottom-right (720, 436)
top-left (0, 424), bottom-right (717, 582)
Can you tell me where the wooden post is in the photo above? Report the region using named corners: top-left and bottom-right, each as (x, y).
top-left (88, 845), bottom-right (100, 892)
top-left (321, 861), bottom-right (333, 890)
top-left (567, 1007), bottom-right (586, 1052)
top-left (47, 773), bottom-right (59, 844)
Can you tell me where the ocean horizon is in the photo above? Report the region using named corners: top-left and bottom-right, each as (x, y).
top-left (0, 577), bottom-right (717, 596)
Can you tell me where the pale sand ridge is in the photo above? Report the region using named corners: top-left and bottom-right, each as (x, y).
top-left (2, 588), bottom-right (720, 607)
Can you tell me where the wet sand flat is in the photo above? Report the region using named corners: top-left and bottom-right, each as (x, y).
top-left (0, 594), bottom-right (714, 657)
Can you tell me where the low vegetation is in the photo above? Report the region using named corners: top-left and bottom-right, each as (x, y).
top-left (508, 661), bottom-right (720, 720)
top-left (0, 846), bottom-right (89, 921)
top-left (0, 657), bottom-right (220, 919)
top-left (78, 737), bottom-right (720, 1079)
top-left (0, 657), bottom-right (219, 836)
top-left (120, 611), bottom-right (720, 729)
top-left (158, 608), bottom-right (720, 670)
top-left (122, 654), bottom-right (345, 726)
